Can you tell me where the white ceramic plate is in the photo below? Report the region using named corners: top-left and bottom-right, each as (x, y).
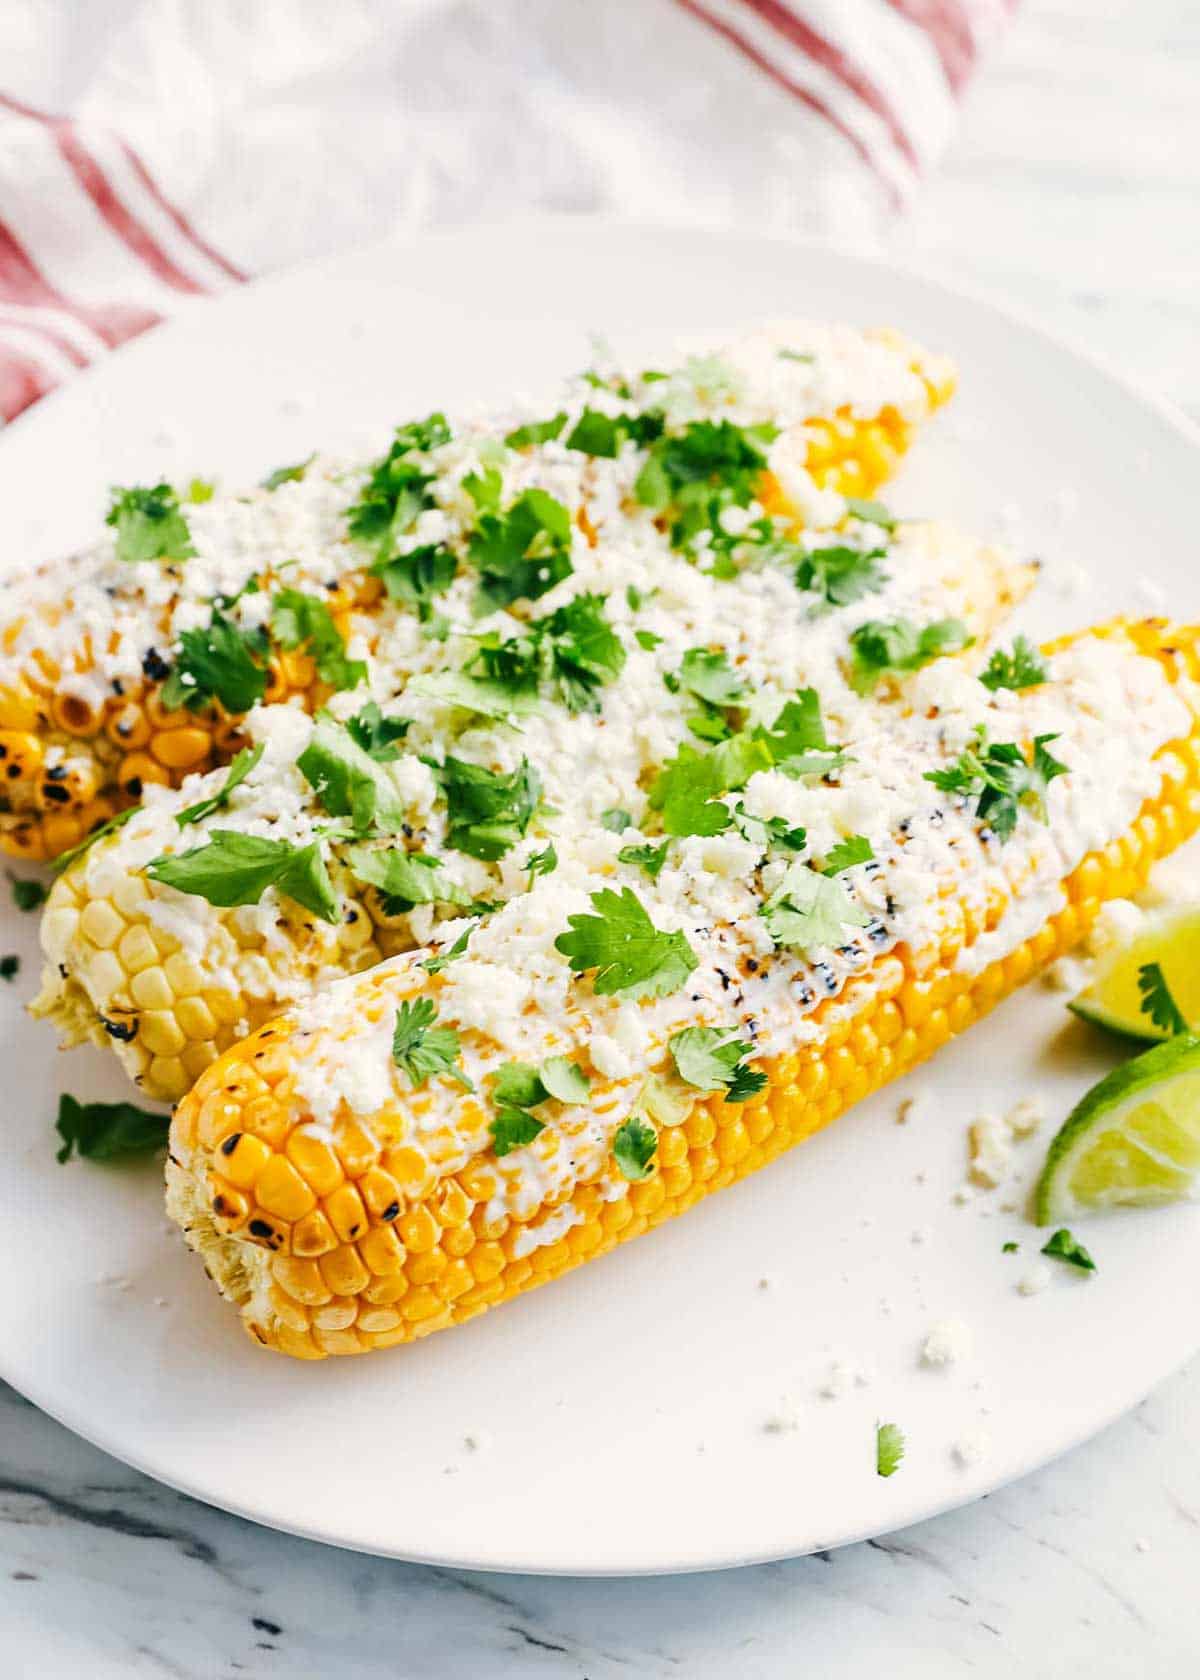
top-left (1, 223), bottom-right (1198, 1576)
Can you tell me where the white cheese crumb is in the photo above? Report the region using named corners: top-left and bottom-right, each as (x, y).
top-left (463, 1429), bottom-right (493, 1453)
top-left (818, 1358), bottom-right (873, 1399)
top-left (1018, 1262), bottom-right (1053, 1297)
top-left (969, 1115), bottom-right (1013, 1187)
top-left (1135, 1536), bottom-right (1152, 1554)
top-left (910, 1226), bottom-right (933, 1247)
top-left (952, 1429), bottom-right (991, 1468)
top-left (1006, 1094), bottom-right (1046, 1138)
top-left (921, 1318), bottom-right (974, 1368)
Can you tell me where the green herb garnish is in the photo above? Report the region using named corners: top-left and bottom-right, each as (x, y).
top-left (106, 484), bottom-right (195, 565)
top-left (347, 413), bottom-right (450, 560)
top-left (0, 954), bottom-right (18, 981)
top-left (849, 617), bottom-right (971, 694)
top-left (271, 588), bottom-right (367, 693)
top-left (613, 1115), bottom-right (658, 1181)
top-left (1138, 962), bottom-right (1188, 1037)
top-left (555, 887), bottom-right (698, 999)
top-left (7, 872), bottom-right (47, 912)
top-left (261, 455), bottom-right (314, 491)
top-left (160, 611), bottom-right (268, 714)
top-left (761, 861), bottom-right (871, 953)
top-left (391, 997), bottom-right (472, 1091)
top-left (925, 728), bottom-right (1067, 841)
top-left (176, 744), bottom-right (264, 827)
top-left (980, 636), bottom-right (1047, 693)
top-left (822, 835), bottom-right (874, 875)
top-left (147, 830), bottom-right (339, 922)
top-left (344, 846), bottom-right (470, 913)
top-left (669, 1026), bottom-right (766, 1102)
top-left (345, 700), bottom-right (410, 762)
top-left (796, 544), bottom-right (888, 607)
top-left (619, 840), bottom-right (670, 880)
top-left (1040, 1227), bottom-right (1096, 1272)
top-left (876, 1422), bottom-right (905, 1478)
top-left (370, 543), bottom-right (458, 619)
top-left (469, 488), bottom-right (574, 611)
top-left (55, 1094), bottom-right (170, 1163)
top-left (439, 756), bottom-right (541, 861)
top-left (297, 716), bottom-right (406, 834)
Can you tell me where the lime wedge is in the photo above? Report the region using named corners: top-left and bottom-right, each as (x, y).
top-left (1068, 906), bottom-right (1200, 1041)
top-left (1035, 1036), bottom-right (1200, 1223)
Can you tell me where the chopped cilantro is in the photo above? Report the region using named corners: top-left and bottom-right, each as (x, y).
top-left (261, 454), bottom-right (314, 491)
top-left (613, 1115), bottom-right (658, 1180)
top-left (752, 689), bottom-right (843, 779)
top-left (761, 861), bottom-right (871, 953)
top-left (160, 610), bottom-right (268, 714)
top-left (674, 648), bottom-right (748, 741)
top-left (796, 543), bottom-right (888, 607)
top-left (345, 700), bottom-right (410, 762)
top-left (344, 846), bottom-right (470, 912)
top-left (669, 1026), bottom-right (766, 1102)
top-left (1002, 1241), bottom-right (1019, 1254)
top-left (439, 756), bottom-right (541, 861)
top-left (925, 728), bottom-right (1067, 841)
top-left (489, 1106), bottom-right (545, 1157)
top-left (1041, 1227), bottom-right (1096, 1272)
top-left (505, 413), bottom-right (567, 449)
top-left (876, 1422), bottom-right (905, 1478)
top-left (271, 588), bottom-right (367, 693)
top-left (469, 487), bottom-right (574, 610)
top-left (536, 592), bottom-right (627, 711)
top-left (980, 636), bottom-right (1047, 693)
top-left (555, 887), bottom-right (698, 999)
top-left (731, 805), bottom-right (807, 854)
top-left (849, 617), bottom-right (971, 694)
top-left (391, 997), bottom-right (472, 1091)
top-left (106, 483), bottom-right (195, 565)
top-left (822, 835), bottom-right (873, 874)
top-left (619, 840), bottom-right (670, 879)
top-left (635, 629), bottom-right (663, 652)
top-left (540, 1056), bottom-right (590, 1104)
top-left (489, 1055), bottom-right (590, 1156)
top-left (176, 744), bottom-right (264, 827)
top-left (0, 954), bottom-right (18, 981)
top-left (634, 419), bottom-right (775, 552)
top-left (649, 734), bottom-right (773, 838)
top-left (7, 872), bottom-right (47, 912)
top-left (601, 808), bottom-right (632, 833)
top-left (297, 716), bottom-right (406, 834)
top-left (463, 465), bottom-right (503, 514)
top-left (526, 841), bottom-right (558, 884)
top-left (55, 1094), bottom-right (169, 1164)
top-left (147, 830), bottom-right (339, 923)
top-left (565, 409), bottom-right (621, 457)
top-left (347, 413), bottom-right (450, 560)
top-left (412, 668), bottom-right (540, 723)
top-left (52, 807), bottom-right (138, 874)
top-left (1138, 962), bottom-right (1188, 1036)
top-left (370, 543), bottom-right (458, 618)
top-left (422, 921), bottom-right (476, 975)
top-left (844, 496), bottom-right (896, 531)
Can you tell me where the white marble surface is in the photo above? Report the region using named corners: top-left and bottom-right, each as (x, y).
top-left (5, 0), bottom-right (1200, 1672)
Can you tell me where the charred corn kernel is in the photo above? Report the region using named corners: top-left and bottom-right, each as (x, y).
top-left (162, 622), bottom-right (1200, 1360)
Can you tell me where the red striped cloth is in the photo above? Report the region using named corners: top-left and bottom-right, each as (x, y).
top-left (0, 0), bottom-right (1014, 424)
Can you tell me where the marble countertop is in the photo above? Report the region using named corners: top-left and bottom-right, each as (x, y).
top-left (5, 1), bottom-right (1200, 1673)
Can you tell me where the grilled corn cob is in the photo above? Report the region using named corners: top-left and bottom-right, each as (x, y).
top-left (163, 619), bottom-right (1200, 1357)
top-left (0, 324), bottom-right (952, 862)
top-left (33, 518), bottom-right (1029, 1101)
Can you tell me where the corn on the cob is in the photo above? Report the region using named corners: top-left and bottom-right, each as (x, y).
top-left (0, 325), bottom-right (952, 862)
top-left (32, 518), bottom-right (1029, 1102)
top-left (162, 620), bottom-right (1200, 1358)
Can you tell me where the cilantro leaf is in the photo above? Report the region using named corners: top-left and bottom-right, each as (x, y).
top-left (345, 700), bottom-right (410, 761)
top-left (796, 544), bottom-right (889, 607)
top-left (411, 668), bottom-right (541, 722)
top-left (761, 861), bottom-right (871, 953)
top-left (677, 647), bottom-right (748, 709)
top-left (613, 1115), bottom-right (658, 1180)
top-left (0, 955), bottom-right (19, 981)
top-left (52, 806), bottom-right (138, 874)
top-left (635, 629), bottom-right (663, 651)
top-left (526, 842), bottom-right (558, 883)
top-left (1040, 1227), bottom-right (1096, 1272)
top-left (147, 830), bottom-right (339, 922)
top-left (925, 729), bottom-right (1067, 841)
top-left (347, 414), bottom-right (450, 560)
top-left (669, 1026), bottom-right (766, 1102)
top-left (536, 592), bottom-right (627, 711)
top-left (980, 636), bottom-right (1048, 693)
top-left (463, 465), bottom-right (503, 515)
top-left (619, 840), bottom-right (670, 879)
top-left (106, 484), bottom-right (195, 565)
top-left (822, 835), bottom-right (874, 875)
top-left (649, 735), bottom-right (773, 838)
top-left (370, 543), bottom-right (458, 618)
top-left (565, 409), bottom-right (622, 457)
top-left (505, 413), bottom-right (567, 449)
top-left (490, 1106), bottom-right (545, 1157)
top-left (422, 920), bottom-right (476, 975)
top-left (555, 887), bottom-right (698, 999)
top-left (162, 610), bottom-right (268, 714)
top-left (176, 744), bottom-right (264, 827)
top-left (601, 808), bottom-right (632, 833)
top-left (8, 872), bottom-right (47, 912)
top-left (1137, 962), bottom-right (1188, 1036)
top-left (731, 805), bottom-right (807, 854)
top-left (391, 997), bottom-right (472, 1091)
top-left (849, 617), bottom-right (971, 694)
top-left (344, 845), bottom-right (471, 912)
top-left (261, 455), bottom-right (314, 491)
top-left (844, 497), bottom-right (896, 531)
top-left (876, 1422), bottom-right (905, 1478)
top-left (271, 588), bottom-right (367, 694)
top-left (55, 1094), bottom-right (169, 1164)
top-left (297, 715), bottom-right (407, 834)
top-left (469, 488), bottom-right (574, 610)
top-left (540, 1056), bottom-right (590, 1104)
top-left (752, 689), bottom-right (843, 779)
top-left (440, 756), bottom-right (541, 861)
top-left (634, 419), bottom-right (774, 552)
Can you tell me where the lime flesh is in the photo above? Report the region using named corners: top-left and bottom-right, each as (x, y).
top-left (1036, 1035), bottom-right (1200, 1224)
top-left (1069, 906), bottom-right (1200, 1042)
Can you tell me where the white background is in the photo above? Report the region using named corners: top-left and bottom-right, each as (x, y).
top-left (2, 0), bottom-right (1199, 1674)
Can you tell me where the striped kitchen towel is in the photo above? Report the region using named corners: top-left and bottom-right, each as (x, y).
top-left (0, 0), bottom-right (1015, 421)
